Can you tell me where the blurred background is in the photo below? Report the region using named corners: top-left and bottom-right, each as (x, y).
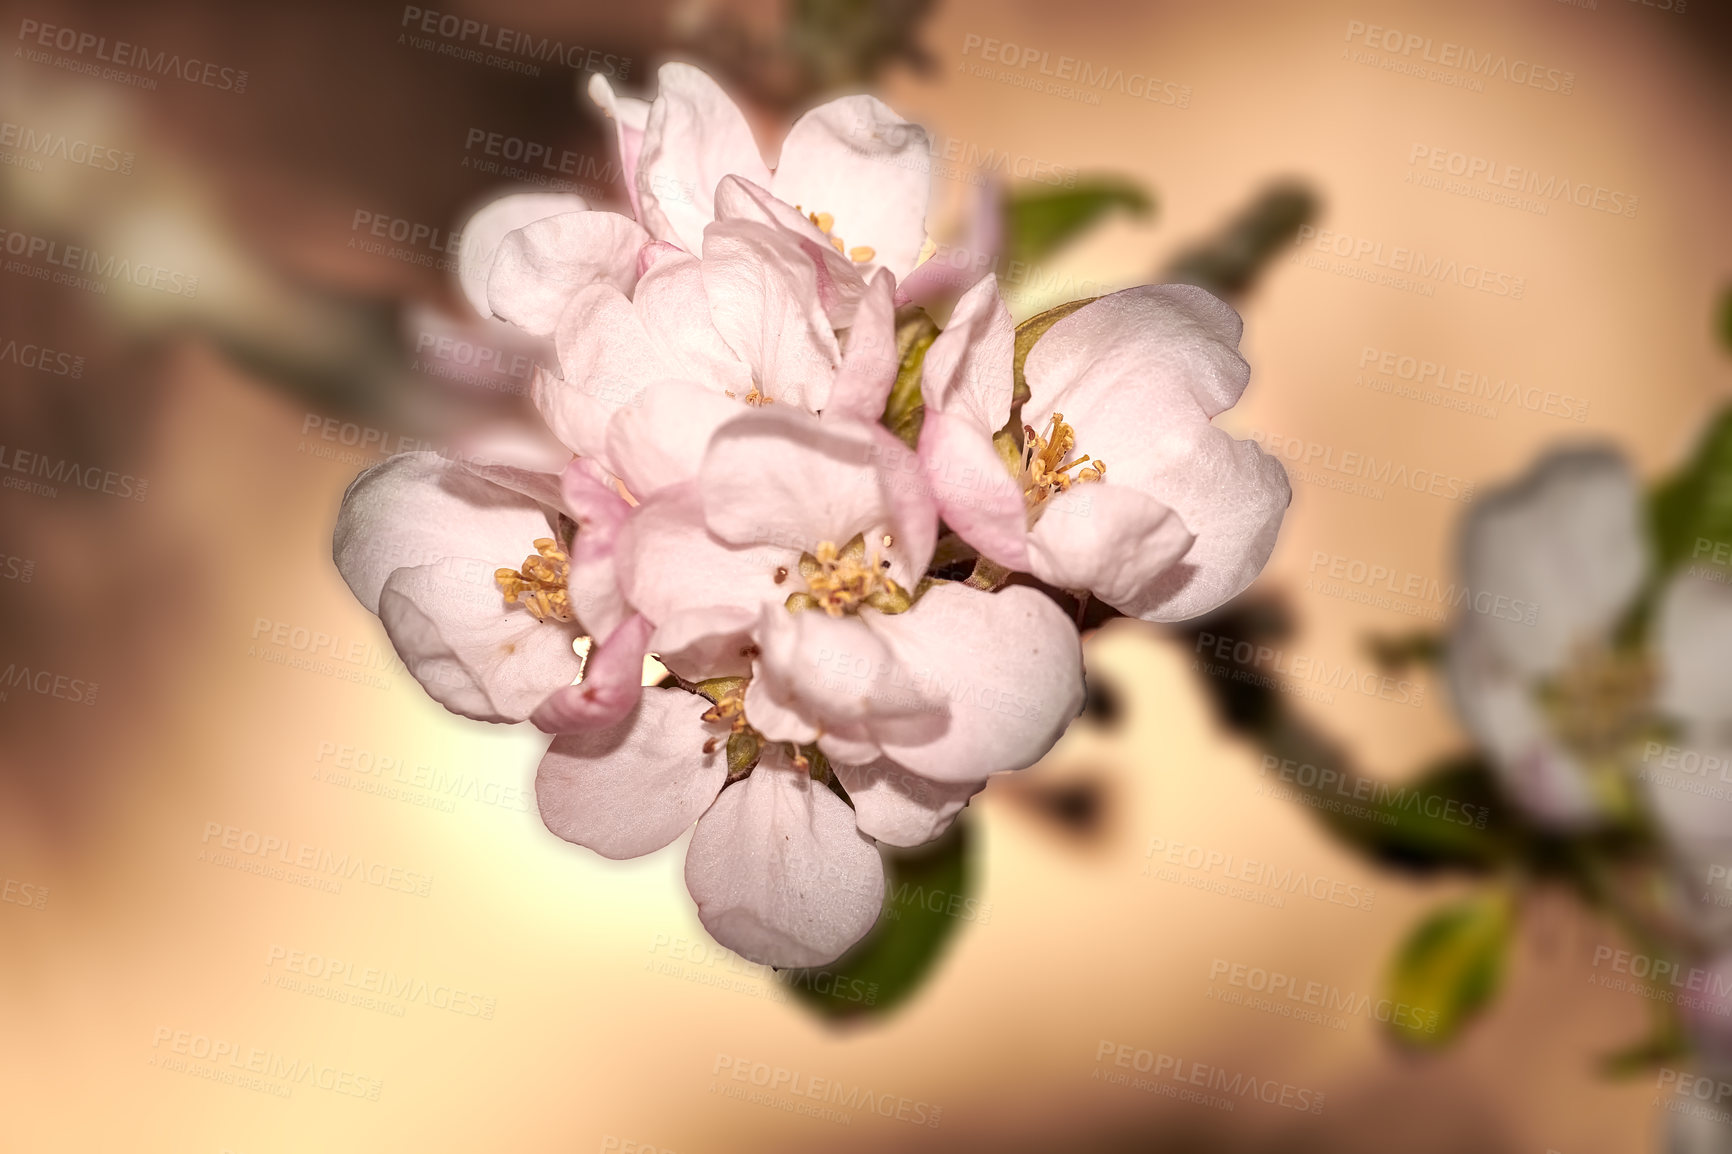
top-left (1, 0), bottom-right (1728, 1150)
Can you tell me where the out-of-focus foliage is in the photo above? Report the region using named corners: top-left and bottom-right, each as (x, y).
top-left (1160, 181), bottom-right (1319, 302)
top-left (999, 180), bottom-right (1155, 274)
top-left (1384, 890), bottom-right (1513, 1049)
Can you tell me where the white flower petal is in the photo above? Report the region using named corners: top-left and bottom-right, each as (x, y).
top-left (537, 687), bottom-right (725, 859)
top-left (684, 749), bottom-right (885, 967)
top-left (587, 72), bottom-right (650, 218)
top-left (531, 613), bottom-right (654, 733)
top-left (631, 247), bottom-right (753, 396)
top-left (604, 379), bottom-right (743, 499)
top-left (333, 452), bottom-right (557, 615)
top-left (1656, 571), bottom-right (1732, 731)
top-left (921, 274), bottom-right (1013, 431)
top-left (1446, 629), bottom-right (1603, 828)
top-left (701, 217), bottom-right (840, 410)
top-left (824, 269), bottom-right (899, 424)
top-left (635, 63), bottom-right (771, 252)
top-left (1457, 447), bottom-right (1646, 678)
top-left (1024, 284), bottom-right (1252, 421)
top-left (916, 407), bottom-right (1029, 571)
top-left (560, 462), bottom-right (631, 638)
top-left (377, 561), bottom-right (583, 724)
top-left (614, 483), bottom-right (790, 626)
top-left (456, 192), bottom-right (588, 318)
top-left (834, 758), bottom-right (983, 848)
top-left (711, 175), bottom-right (868, 326)
top-left (488, 211), bottom-right (649, 336)
top-left (771, 95), bottom-right (931, 281)
top-left (871, 582), bottom-right (1084, 783)
top-left (698, 408), bottom-right (935, 588)
top-left (1025, 483), bottom-right (1195, 617)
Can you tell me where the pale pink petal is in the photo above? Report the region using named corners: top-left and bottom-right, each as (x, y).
top-left (748, 603), bottom-right (940, 741)
top-left (537, 687), bottom-right (725, 859)
top-left (631, 247), bottom-right (753, 396)
top-left (701, 218), bottom-right (840, 410)
top-left (698, 409), bottom-right (935, 588)
top-left (650, 605), bottom-right (760, 681)
top-left (587, 73), bottom-right (649, 219)
top-left (604, 379), bottom-right (743, 499)
top-left (870, 582), bottom-right (1084, 782)
top-left (1025, 484), bottom-right (1194, 616)
top-left (917, 408), bottom-right (1029, 570)
top-left (531, 613), bottom-right (653, 733)
top-left (560, 462), bottom-right (631, 638)
top-left (834, 758), bottom-right (984, 848)
top-left (488, 211), bottom-right (650, 335)
top-left (1446, 632), bottom-right (1603, 828)
top-left (771, 95), bottom-right (931, 281)
top-left (635, 63), bottom-right (771, 252)
top-left (711, 175), bottom-right (869, 326)
top-left (1658, 571), bottom-right (1732, 730)
top-left (895, 179), bottom-right (1002, 308)
top-left (377, 561), bottom-right (583, 725)
top-left (824, 269), bottom-right (898, 424)
top-left (1024, 284), bottom-right (1252, 421)
top-left (456, 192), bottom-right (589, 318)
top-left (543, 286), bottom-right (679, 460)
top-left (684, 749), bottom-right (885, 967)
top-left (333, 451), bottom-right (557, 614)
top-left (614, 483), bottom-right (791, 626)
top-left (921, 274), bottom-right (1013, 431)
top-left (1457, 448), bottom-right (1646, 680)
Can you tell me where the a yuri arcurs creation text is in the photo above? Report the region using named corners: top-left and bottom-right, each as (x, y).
top-left (332, 64), bottom-right (1290, 969)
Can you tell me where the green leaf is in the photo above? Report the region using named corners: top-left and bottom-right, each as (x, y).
top-left (1000, 179), bottom-right (1153, 273)
top-left (1159, 181), bottom-right (1319, 301)
top-left (1265, 735), bottom-right (1514, 875)
top-left (1718, 284), bottom-right (1732, 353)
top-left (1363, 630), bottom-right (1445, 671)
top-left (1650, 405), bottom-right (1732, 580)
top-left (780, 812), bottom-right (974, 1020)
top-left (881, 309), bottom-right (940, 448)
top-left (1599, 1016), bottom-right (1689, 1078)
top-left (1384, 889), bottom-right (1513, 1049)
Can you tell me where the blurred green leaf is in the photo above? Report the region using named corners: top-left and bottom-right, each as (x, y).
top-left (882, 309), bottom-right (939, 448)
top-left (1600, 1016), bottom-right (1689, 1078)
top-left (1649, 405), bottom-right (1732, 579)
top-left (1000, 179), bottom-right (1154, 273)
top-left (781, 813), bottom-right (974, 1021)
top-left (1364, 630), bottom-right (1445, 671)
top-left (1269, 733), bottom-right (1514, 875)
top-left (1718, 285), bottom-right (1732, 352)
top-left (1384, 889), bottom-right (1513, 1048)
top-left (1158, 180), bottom-right (1319, 302)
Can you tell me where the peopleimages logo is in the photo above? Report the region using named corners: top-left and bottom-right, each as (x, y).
top-left (17, 19), bottom-right (249, 93)
top-left (1342, 20), bottom-right (1574, 95)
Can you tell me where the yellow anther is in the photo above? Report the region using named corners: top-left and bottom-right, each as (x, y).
top-left (495, 537), bottom-right (573, 622)
top-left (701, 691), bottom-right (750, 735)
top-left (791, 534), bottom-right (908, 617)
top-left (811, 211), bottom-right (835, 233)
top-left (849, 246), bottom-right (875, 263)
top-left (1022, 412), bottom-right (1107, 511)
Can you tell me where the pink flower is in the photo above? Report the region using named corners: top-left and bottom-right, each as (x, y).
top-left (332, 451), bottom-right (647, 732)
top-left (458, 63), bottom-right (934, 339)
top-left (916, 276), bottom-right (1291, 622)
top-left (534, 177), bottom-right (900, 490)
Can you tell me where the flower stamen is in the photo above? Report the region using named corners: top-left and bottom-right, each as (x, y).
top-left (1022, 411), bottom-right (1106, 511)
top-left (788, 534), bottom-right (909, 616)
top-left (495, 538), bottom-right (572, 622)
top-left (794, 204), bottom-right (875, 264)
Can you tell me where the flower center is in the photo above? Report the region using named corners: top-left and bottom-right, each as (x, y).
top-left (783, 534), bottom-right (909, 617)
top-left (1022, 411), bottom-right (1106, 511)
top-left (494, 538), bottom-right (572, 623)
top-left (1536, 640), bottom-right (1658, 813)
top-left (1539, 643), bottom-right (1655, 758)
top-left (794, 205), bottom-right (875, 264)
